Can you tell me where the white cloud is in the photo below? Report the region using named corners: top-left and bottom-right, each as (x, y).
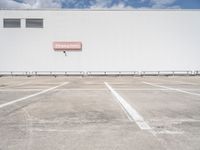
top-left (0, 0), bottom-right (31, 9)
top-left (0, 0), bottom-right (62, 9)
top-left (31, 0), bottom-right (62, 8)
top-left (90, 0), bottom-right (134, 9)
top-left (90, 0), bottom-right (112, 8)
top-left (111, 2), bottom-right (131, 9)
top-left (150, 0), bottom-right (177, 8)
top-left (151, 0), bottom-right (176, 5)
top-left (0, 0), bottom-right (180, 9)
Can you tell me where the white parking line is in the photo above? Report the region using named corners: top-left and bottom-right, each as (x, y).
top-left (1, 88), bottom-right (200, 92)
top-left (158, 78), bottom-right (199, 85)
top-left (0, 88), bottom-right (107, 92)
top-left (171, 80), bottom-right (198, 85)
top-left (0, 82), bottom-right (68, 109)
top-left (0, 81), bottom-right (30, 89)
top-left (0, 89), bottom-right (43, 92)
top-left (31, 128), bottom-right (85, 132)
top-left (143, 82), bottom-right (200, 97)
top-left (104, 82), bottom-right (152, 131)
top-left (114, 88), bottom-right (200, 91)
top-left (15, 81), bottom-right (31, 86)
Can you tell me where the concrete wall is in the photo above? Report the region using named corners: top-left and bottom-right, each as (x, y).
top-left (0, 10), bottom-right (200, 72)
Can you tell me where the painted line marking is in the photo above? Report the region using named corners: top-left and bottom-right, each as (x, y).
top-left (1, 88), bottom-right (200, 92)
top-left (0, 89), bottom-right (43, 92)
top-left (171, 80), bottom-right (198, 85)
top-left (114, 88), bottom-right (200, 91)
top-left (0, 81), bottom-right (31, 89)
top-left (143, 82), bottom-right (200, 97)
top-left (31, 128), bottom-right (86, 133)
top-left (156, 130), bottom-right (184, 135)
top-left (0, 88), bottom-right (107, 91)
top-left (15, 81), bottom-right (31, 86)
top-left (155, 78), bottom-right (200, 85)
top-left (0, 82), bottom-right (68, 109)
top-left (104, 82), bottom-right (152, 130)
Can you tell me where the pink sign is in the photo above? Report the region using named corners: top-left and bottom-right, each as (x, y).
top-left (53, 42), bottom-right (82, 51)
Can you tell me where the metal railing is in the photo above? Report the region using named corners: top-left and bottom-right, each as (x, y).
top-left (87, 71), bottom-right (139, 76)
top-left (194, 71), bottom-right (200, 76)
top-left (0, 70), bottom-right (199, 77)
top-left (141, 71), bottom-right (193, 76)
top-left (32, 71), bottom-right (85, 76)
top-left (0, 71), bottom-right (31, 76)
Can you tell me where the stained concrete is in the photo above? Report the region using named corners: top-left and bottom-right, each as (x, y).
top-left (0, 76), bottom-right (200, 150)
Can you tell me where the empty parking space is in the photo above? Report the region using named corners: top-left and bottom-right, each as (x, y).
top-left (0, 76), bottom-right (200, 150)
top-left (107, 77), bottom-right (200, 150)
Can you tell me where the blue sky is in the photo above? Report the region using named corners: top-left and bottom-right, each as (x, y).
top-left (0, 0), bottom-right (200, 9)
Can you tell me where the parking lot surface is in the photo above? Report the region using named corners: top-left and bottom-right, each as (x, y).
top-left (0, 76), bottom-right (200, 150)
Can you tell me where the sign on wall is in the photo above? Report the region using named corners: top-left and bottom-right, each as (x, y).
top-left (53, 42), bottom-right (82, 51)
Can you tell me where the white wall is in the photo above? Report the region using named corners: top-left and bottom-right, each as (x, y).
top-left (0, 10), bottom-right (200, 71)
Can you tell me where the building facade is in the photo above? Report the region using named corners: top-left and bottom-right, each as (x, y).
top-left (0, 10), bottom-right (200, 72)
